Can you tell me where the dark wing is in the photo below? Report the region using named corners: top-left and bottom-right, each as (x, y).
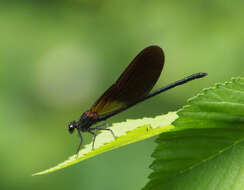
top-left (90, 46), bottom-right (165, 115)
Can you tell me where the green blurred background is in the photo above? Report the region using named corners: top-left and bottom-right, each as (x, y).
top-left (0, 0), bottom-right (243, 189)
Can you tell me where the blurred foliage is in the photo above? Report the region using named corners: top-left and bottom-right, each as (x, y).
top-left (0, 1), bottom-right (243, 190)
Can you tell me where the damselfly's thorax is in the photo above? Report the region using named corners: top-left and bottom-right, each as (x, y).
top-left (78, 110), bottom-right (99, 132)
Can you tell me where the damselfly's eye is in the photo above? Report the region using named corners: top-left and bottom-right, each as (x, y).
top-left (68, 121), bottom-right (76, 134)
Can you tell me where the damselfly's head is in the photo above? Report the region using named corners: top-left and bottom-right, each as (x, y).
top-left (68, 121), bottom-right (78, 134)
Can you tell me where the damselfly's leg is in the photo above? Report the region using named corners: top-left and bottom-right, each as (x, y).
top-left (90, 123), bottom-right (116, 139)
top-left (76, 129), bottom-right (83, 157)
top-left (88, 130), bottom-right (97, 150)
top-left (87, 123), bottom-right (116, 150)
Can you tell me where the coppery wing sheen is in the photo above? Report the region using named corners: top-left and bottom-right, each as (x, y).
top-left (91, 46), bottom-right (164, 115)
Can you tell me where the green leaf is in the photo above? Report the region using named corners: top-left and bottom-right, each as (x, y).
top-left (33, 112), bottom-right (178, 176)
top-left (144, 77), bottom-right (244, 190)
